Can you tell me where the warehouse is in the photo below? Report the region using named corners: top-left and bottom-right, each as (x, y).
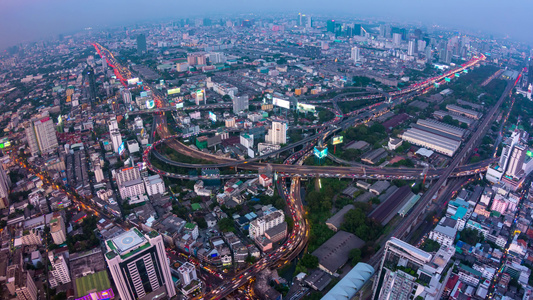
top-left (312, 231), bottom-right (365, 275)
top-left (401, 127), bottom-right (461, 157)
top-left (446, 104), bottom-right (482, 120)
top-left (361, 148), bottom-right (387, 165)
top-left (433, 111), bottom-right (475, 127)
top-left (416, 119), bottom-right (466, 139)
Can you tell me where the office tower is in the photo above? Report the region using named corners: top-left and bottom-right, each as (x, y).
top-left (122, 89), bottom-right (132, 104)
top-left (105, 229), bottom-right (176, 300)
top-left (353, 24), bottom-right (362, 36)
top-left (393, 33), bottom-right (402, 47)
top-left (137, 34), bottom-right (147, 55)
top-left (306, 15), bottom-right (312, 28)
top-left (233, 95), bottom-right (249, 114)
top-left (408, 40), bottom-right (416, 56)
top-left (6, 267), bottom-right (38, 300)
top-left (414, 29), bottom-right (422, 40)
top-left (50, 214), bottom-right (66, 244)
top-left (296, 13), bottom-right (302, 26)
top-left (351, 46), bottom-right (361, 63)
top-left (48, 251), bottom-right (71, 287)
top-left (417, 40), bottom-right (427, 52)
top-left (178, 262), bottom-right (197, 286)
top-left (507, 144), bottom-right (527, 178)
top-left (86, 66), bottom-right (96, 103)
top-left (326, 20), bottom-right (335, 33)
top-left (110, 129), bottom-right (123, 154)
top-left (372, 238), bottom-right (454, 300)
top-left (25, 113), bottom-right (59, 156)
top-left (265, 121), bottom-right (287, 145)
top-left (379, 24), bottom-right (386, 37)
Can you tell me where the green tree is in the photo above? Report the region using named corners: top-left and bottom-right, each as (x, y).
top-left (218, 218), bottom-right (235, 233)
top-left (300, 254), bottom-right (319, 269)
top-left (349, 248), bottom-right (362, 266)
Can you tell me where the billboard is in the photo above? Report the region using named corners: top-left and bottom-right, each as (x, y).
top-left (146, 99), bottom-right (155, 109)
top-left (167, 88), bottom-right (181, 95)
top-left (118, 142), bottom-right (125, 155)
top-left (314, 146), bottom-right (328, 159)
top-left (273, 97), bottom-right (290, 109)
top-left (297, 103), bottom-right (316, 113)
top-left (127, 78), bottom-right (139, 85)
top-left (332, 136), bottom-right (344, 145)
top-left (176, 102), bottom-right (184, 109)
top-left (209, 111), bottom-right (217, 122)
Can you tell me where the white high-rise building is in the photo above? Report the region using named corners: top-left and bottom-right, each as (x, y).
top-left (122, 90), bottom-right (132, 104)
top-left (105, 229), bottom-right (176, 300)
top-left (48, 252), bottom-right (71, 287)
top-left (178, 262), bottom-right (197, 286)
top-left (393, 33), bottom-right (402, 47)
top-left (6, 267), bottom-right (38, 300)
top-left (108, 117), bottom-right (119, 132)
top-left (25, 113), bottom-right (59, 156)
top-left (115, 166), bottom-right (141, 186)
top-left (265, 121), bottom-right (287, 145)
top-left (249, 210), bottom-right (284, 239)
top-left (507, 144), bottom-right (527, 178)
top-left (408, 40), bottom-right (416, 56)
top-left (351, 46), bottom-right (361, 63)
top-left (110, 129), bottom-right (123, 154)
top-left (0, 166), bottom-right (11, 200)
top-left (143, 175), bottom-right (165, 196)
top-left (417, 40), bottom-right (427, 52)
top-left (95, 168), bottom-right (105, 183)
top-left (134, 116), bottom-right (143, 128)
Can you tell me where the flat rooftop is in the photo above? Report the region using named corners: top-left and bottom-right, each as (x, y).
top-left (111, 229), bottom-right (146, 254)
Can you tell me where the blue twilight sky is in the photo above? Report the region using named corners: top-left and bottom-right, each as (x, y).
top-left (0, 0), bottom-right (531, 50)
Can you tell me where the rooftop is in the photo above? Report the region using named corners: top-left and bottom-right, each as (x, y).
top-left (109, 229), bottom-right (146, 254)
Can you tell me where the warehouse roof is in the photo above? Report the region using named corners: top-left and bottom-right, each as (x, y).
top-left (321, 263), bottom-right (375, 300)
top-left (312, 231), bottom-right (365, 274)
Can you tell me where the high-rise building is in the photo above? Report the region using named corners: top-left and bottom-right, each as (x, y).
top-left (110, 130), bottom-right (123, 154)
top-left (122, 89), bottom-right (132, 105)
top-left (86, 66), bottom-right (96, 103)
top-left (249, 210), bottom-right (285, 239)
top-left (50, 214), bottom-right (66, 245)
top-left (48, 251), bottom-right (71, 287)
top-left (0, 165), bottom-right (11, 200)
top-left (178, 262), bottom-right (197, 286)
top-left (108, 117), bottom-right (119, 132)
top-left (6, 267), bottom-right (38, 300)
top-left (105, 229), bottom-right (176, 300)
top-left (393, 33), bottom-right (402, 47)
top-left (137, 34), bottom-right (147, 55)
top-left (351, 46), bottom-right (361, 63)
top-left (233, 95), bottom-right (249, 114)
top-left (326, 20), bottom-right (335, 33)
top-left (372, 238), bottom-right (454, 300)
top-left (408, 40), bottom-right (416, 56)
top-left (528, 59), bottom-right (533, 86)
top-left (115, 166), bottom-right (141, 186)
top-left (25, 113), bottom-right (59, 156)
top-left (265, 121), bottom-right (287, 145)
top-left (507, 144), bottom-right (527, 178)
top-left (306, 15), bottom-right (312, 28)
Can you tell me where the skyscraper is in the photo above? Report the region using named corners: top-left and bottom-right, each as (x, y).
top-left (506, 144), bottom-right (526, 178)
top-left (50, 214), bottom-right (66, 245)
top-left (408, 40), bottom-right (416, 56)
top-left (105, 229), bottom-right (176, 300)
top-left (137, 34), bottom-right (147, 55)
top-left (48, 251), bottom-right (71, 288)
top-left (528, 59), bottom-right (533, 87)
top-left (233, 95), bottom-right (249, 114)
top-left (372, 238), bottom-right (454, 300)
top-left (86, 66), bottom-right (96, 103)
top-left (25, 113), bottom-right (59, 156)
top-left (266, 121), bottom-right (287, 145)
top-left (326, 20), bottom-right (335, 33)
top-left (392, 33), bottom-right (402, 47)
top-left (0, 166), bottom-right (11, 201)
top-left (351, 46), bottom-right (361, 63)
top-left (110, 130), bottom-right (123, 154)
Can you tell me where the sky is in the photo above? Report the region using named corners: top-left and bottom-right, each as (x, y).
top-left (0, 0), bottom-right (532, 50)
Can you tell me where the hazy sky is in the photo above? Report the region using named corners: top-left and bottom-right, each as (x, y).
top-left (1, 0), bottom-right (531, 50)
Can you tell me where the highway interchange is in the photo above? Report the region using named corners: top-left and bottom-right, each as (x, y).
top-left (92, 42), bottom-right (503, 298)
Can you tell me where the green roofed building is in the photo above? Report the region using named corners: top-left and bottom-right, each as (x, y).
top-left (104, 228), bottom-right (176, 300)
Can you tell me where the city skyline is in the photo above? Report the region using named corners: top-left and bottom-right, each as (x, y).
top-left (1, 0), bottom-right (533, 50)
